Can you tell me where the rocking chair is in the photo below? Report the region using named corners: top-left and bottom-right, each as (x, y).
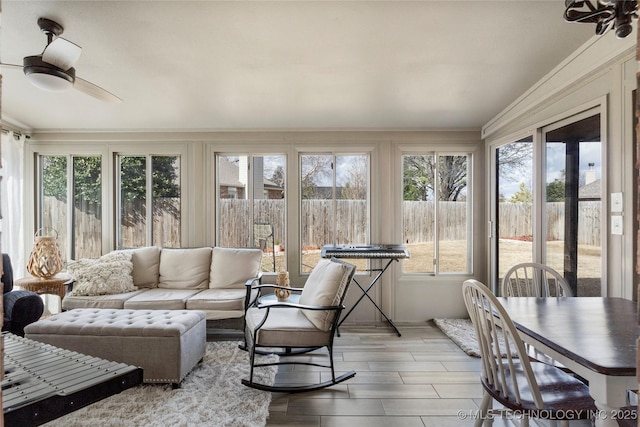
top-left (241, 257), bottom-right (356, 393)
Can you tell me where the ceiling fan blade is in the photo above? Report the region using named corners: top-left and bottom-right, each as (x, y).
top-left (74, 76), bottom-right (122, 104)
top-left (42, 38), bottom-right (82, 70)
top-left (0, 63), bottom-right (23, 71)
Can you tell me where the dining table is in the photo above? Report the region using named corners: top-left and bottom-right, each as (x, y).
top-left (497, 296), bottom-right (638, 427)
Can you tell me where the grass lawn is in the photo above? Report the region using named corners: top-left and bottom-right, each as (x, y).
top-left (261, 239), bottom-right (602, 296)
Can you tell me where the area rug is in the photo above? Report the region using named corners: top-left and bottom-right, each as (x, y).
top-left (434, 318), bottom-right (483, 357)
top-left (44, 341), bottom-right (278, 427)
top-left (434, 318), bottom-right (516, 358)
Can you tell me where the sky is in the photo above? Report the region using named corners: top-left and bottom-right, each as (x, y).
top-left (500, 141), bottom-right (601, 199)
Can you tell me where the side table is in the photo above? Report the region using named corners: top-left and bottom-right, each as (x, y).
top-left (15, 274), bottom-right (72, 315)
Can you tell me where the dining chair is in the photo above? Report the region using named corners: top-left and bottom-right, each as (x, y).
top-left (462, 279), bottom-right (596, 427)
top-left (501, 262), bottom-right (572, 297)
top-left (501, 262), bottom-right (575, 371)
top-left (241, 257), bottom-right (356, 393)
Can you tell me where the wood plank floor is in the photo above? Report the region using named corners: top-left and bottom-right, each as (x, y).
top-left (263, 322), bottom-right (592, 427)
top-left (264, 322), bottom-right (483, 426)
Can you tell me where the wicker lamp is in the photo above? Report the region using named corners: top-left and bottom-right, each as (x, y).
top-left (27, 228), bottom-right (63, 279)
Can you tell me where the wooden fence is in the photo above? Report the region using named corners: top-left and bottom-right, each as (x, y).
top-left (497, 201), bottom-right (601, 246)
top-left (44, 197), bottom-right (602, 258)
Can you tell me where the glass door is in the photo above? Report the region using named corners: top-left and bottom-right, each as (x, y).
top-left (494, 136), bottom-right (534, 289)
top-left (542, 112), bottom-right (602, 296)
top-left (491, 109), bottom-right (603, 296)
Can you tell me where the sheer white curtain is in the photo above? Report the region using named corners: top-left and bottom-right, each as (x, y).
top-left (1, 130), bottom-right (26, 277)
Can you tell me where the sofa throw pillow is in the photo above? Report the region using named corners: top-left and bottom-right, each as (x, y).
top-left (68, 251), bottom-right (137, 296)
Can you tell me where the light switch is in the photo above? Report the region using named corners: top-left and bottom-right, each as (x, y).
top-left (611, 215), bottom-right (623, 235)
top-left (611, 192), bottom-right (623, 213)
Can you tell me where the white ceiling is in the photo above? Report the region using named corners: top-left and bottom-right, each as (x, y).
top-left (0, 1), bottom-right (596, 133)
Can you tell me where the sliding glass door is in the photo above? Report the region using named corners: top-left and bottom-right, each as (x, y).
top-left (491, 109), bottom-right (603, 296)
top-left (542, 112), bottom-right (602, 296)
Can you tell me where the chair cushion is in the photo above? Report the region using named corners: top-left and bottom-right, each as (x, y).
top-left (158, 248), bottom-right (212, 290)
top-left (245, 306), bottom-right (332, 348)
top-left (209, 247), bottom-right (262, 289)
top-left (67, 252), bottom-right (137, 296)
top-left (299, 259), bottom-right (351, 331)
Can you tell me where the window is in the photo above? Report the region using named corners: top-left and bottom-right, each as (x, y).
top-left (116, 155), bottom-right (181, 249)
top-left (216, 154), bottom-right (286, 273)
top-left (37, 155), bottom-right (102, 260)
top-left (495, 136), bottom-right (534, 280)
top-left (300, 153), bottom-right (370, 273)
top-left (402, 153), bottom-right (471, 274)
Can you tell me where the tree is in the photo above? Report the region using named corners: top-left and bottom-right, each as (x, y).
top-left (341, 156), bottom-right (367, 199)
top-left (42, 155), bottom-right (180, 226)
top-left (497, 141), bottom-right (533, 183)
top-left (403, 156), bottom-right (431, 201)
top-left (300, 155), bottom-right (332, 199)
top-left (270, 165), bottom-right (285, 188)
top-left (42, 156), bottom-right (68, 201)
top-left (510, 182), bottom-right (532, 203)
top-left (439, 155), bottom-right (467, 201)
top-left (546, 178), bottom-right (565, 202)
top-left (403, 155), bottom-right (467, 201)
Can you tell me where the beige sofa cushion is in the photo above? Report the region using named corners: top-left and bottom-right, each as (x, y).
top-left (299, 259), bottom-right (352, 331)
top-left (186, 288), bottom-right (246, 311)
top-left (128, 246), bottom-right (161, 288)
top-left (209, 247), bottom-right (262, 289)
top-left (123, 288), bottom-right (201, 310)
top-left (62, 290), bottom-right (146, 310)
top-left (158, 247), bottom-right (212, 290)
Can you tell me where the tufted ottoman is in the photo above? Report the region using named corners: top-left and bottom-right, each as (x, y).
top-left (24, 308), bottom-right (207, 386)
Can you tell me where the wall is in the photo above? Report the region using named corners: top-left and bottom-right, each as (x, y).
top-left (483, 30), bottom-right (637, 300)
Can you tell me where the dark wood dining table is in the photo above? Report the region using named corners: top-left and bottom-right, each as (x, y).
top-left (497, 297), bottom-right (638, 427)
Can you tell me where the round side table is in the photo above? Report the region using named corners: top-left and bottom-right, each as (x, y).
top-left (15, 274), bottom-right (72, 315)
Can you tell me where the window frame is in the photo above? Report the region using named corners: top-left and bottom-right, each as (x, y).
top-left (487, 103), bottom-right (607, 294)
top-left (33, 150), bottom-right (107, 261)
top-left (214, 152), bottom-right (288, 273)
top-left (298, 151), bottom-right (372, 274)
top-left (115, 153), bottom-right (183, 249)
top-left (400, 151), bottom-right (473, 275)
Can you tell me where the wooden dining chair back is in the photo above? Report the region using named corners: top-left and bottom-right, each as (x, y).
top-left (462, 279), bottom-right (596, 426)
top-left (501, 262), bottom-right (572, 298)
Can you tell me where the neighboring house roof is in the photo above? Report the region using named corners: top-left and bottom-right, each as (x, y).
top-left (263, 178), bottom-right (281, 190)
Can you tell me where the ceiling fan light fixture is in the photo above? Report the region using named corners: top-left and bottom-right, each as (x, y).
top-left (564, 0), bottom-right (638, 38)
top-left (23, 55), bottom-right (75, 91)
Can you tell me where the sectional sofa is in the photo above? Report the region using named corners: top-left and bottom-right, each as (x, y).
top-left (61, 246), bottom-right (263, 321)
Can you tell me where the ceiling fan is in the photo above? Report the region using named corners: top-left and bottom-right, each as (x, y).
top-left (1, 17), bottom-right (122, 103)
